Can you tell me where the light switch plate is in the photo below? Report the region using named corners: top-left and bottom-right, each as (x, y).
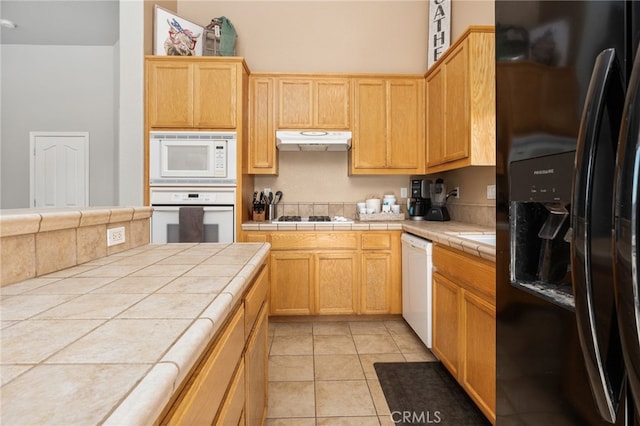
top-left (400, 187), bottom-right (407, 198)
top-left (487, 184), bottom-right (496, 200)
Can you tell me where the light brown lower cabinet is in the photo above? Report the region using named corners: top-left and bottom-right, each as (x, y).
top-left (244, 303), bottom-right (268, 425)
top-left (163, 306), bottom-right (245, 425)
top-left (361, 232), bottom-right (402, 314)
top-left (160, 263), bottom-right (269, 426)
top-left (244, 230), bottom-right (401, 316)
top-left (316, 252), bottom-right (358, 314)
top-left (462, 289), bottom-right (495, 422)
top-left (216, 362), bottom-right (245, 425)
top-left (432, 273), bottom-right (461, 377)
top-left (432, 245), bottom-right (496, 424)
top-left (270, 251), bottom-right (314, 315)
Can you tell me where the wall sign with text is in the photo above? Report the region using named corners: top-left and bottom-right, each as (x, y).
top-left (428, 0), bottom-right (451, 69)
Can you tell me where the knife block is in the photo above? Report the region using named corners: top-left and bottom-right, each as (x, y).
top-left (252, 209), bottom-right (265, 222)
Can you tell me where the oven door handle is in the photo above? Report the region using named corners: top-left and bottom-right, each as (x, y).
top-left (151, 206), bottom-right (234, 212)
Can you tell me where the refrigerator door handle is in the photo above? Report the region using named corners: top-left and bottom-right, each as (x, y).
top-left (572, 48), bottom-right (625, 423)
top-left (614, 44), bottom-right (640, 413)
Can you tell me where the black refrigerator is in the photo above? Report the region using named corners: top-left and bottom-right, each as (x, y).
top-left (496, 1), bottom-right (640, 424)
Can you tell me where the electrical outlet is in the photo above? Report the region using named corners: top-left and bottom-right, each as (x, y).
top-left (454, 186), bottom-right (460, 198)
top-left (107, 226), bottom-right (126, 247)
top-left (400, 187), bottom-right (408, 198)
top-left (487, 184), bottom-right (496, 200)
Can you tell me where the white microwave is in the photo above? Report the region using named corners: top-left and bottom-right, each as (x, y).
top-left (149, 131), bottom-right (237, 186)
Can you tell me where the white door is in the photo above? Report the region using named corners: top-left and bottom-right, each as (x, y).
top-left (31, 132), bottom-right (89, 208)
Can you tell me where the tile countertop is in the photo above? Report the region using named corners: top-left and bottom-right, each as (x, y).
top-left (0, 242), bottom-right (270, 426)
top-left (401, 220), bottom-right (495, 262)
top-left (242, 219), bottom-right (495, 262)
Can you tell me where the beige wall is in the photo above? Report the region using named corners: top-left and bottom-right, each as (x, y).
top-left (424, 166), bottom-right (496, 209)
top-left (179, 1), bottom-right (429, 73)
top-left (177, 0), bottom-right (494, 73)
top-left (451, 0), bottom-right (495, 40)
top-left (172, 0), bottom-right (495, 216)
top-left (254, 152), bottom-right (410, 203)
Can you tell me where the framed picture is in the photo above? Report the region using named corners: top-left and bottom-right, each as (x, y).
top-left (154, 5), bottom-right (204, 56)
top-left (428, 0), bottom-right (451, 69)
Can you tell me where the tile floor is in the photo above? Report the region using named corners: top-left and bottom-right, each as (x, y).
top-left (266, 319), bottom-right (438, 425)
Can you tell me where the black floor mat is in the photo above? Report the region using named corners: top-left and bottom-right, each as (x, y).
top-left (374, 361), bottom-right (491, 425)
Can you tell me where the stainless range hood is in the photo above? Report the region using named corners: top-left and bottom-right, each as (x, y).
top-left (276, 130), bottom-right (352, 151)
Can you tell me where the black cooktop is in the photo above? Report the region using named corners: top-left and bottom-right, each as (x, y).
top-left (276, 215), bottom-right (332, 222)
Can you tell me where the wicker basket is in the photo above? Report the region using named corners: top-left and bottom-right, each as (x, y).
top-left (204, 18), bottom-right (236, 56)
top-left (356, 212), bottom-right (405, 221)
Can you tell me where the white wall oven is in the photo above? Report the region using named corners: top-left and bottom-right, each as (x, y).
top-left (149, 131), bottom-right (237, 186)
top-left (150, 187), bottom-right (235, 243)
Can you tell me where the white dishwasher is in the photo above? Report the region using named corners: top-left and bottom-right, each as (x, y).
top-left (401, 232), bottom-right (433, 348)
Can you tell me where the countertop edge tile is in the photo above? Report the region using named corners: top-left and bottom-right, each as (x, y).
top-left (369, 223), bottom-right (389, 230)
top-left (132, 206), bottom-right (154, 220)
top-left (224, 276), bottom-right (248, 307)
top-left (350, 223), bottom-right (371, 230)
top-left (79, 209), bottom-right (111, 227)
top-left (108, 207), bottom-right (134, 223)
top-left (0, 213), bottom-right (42, 237)
top-left (38, 211), bottom-right (81, 232)
top-left (160, 318), bottom-right (213, 389)
top-left (276, 224), bottom-right (297, 231)
top-left (103, 362), bottom-right (178, 426)
top-left (200, 292), bottom-right (234, 336)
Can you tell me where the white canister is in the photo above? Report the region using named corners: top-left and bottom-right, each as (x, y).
top-left (382, 204), bottom-right (391, 213)
top-left (383, 195), bottom-right (396, 205)
top-left (365, 198), bottom-right (381, 213)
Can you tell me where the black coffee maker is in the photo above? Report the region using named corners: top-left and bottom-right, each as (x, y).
top-left (426, 178), bottom-right (451, 221)
top-left (409, 179), bottom-right (431, 220)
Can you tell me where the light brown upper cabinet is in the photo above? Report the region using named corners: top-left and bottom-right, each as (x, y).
top-left (146, 58), bottom-right (240, 129)
top-left (425, 26), bottom-right (495, 173)
top-left (278, 77), bottom-right (350, 129)
top-left (351, 77), bottom-right (425, 175)
top-left (249, 77), bottom-right (278, 174)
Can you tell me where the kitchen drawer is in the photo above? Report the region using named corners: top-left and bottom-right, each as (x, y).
top-left (245, 232), bottom-right (269, 243)
top-left (245, 265), bottom-right (268, 336)
top-left (270, 232), bottom-right (317, 249)
top-left (316, 232), bottom-right (357, 249)
top-left (361, 233), bottom-right (391, 250)
top-left (164, 305), bottom-right (245, 425)
top-left (433, 245), bottom-right (495, 300)
top-left (270, 232), bottom-right (357, 250)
